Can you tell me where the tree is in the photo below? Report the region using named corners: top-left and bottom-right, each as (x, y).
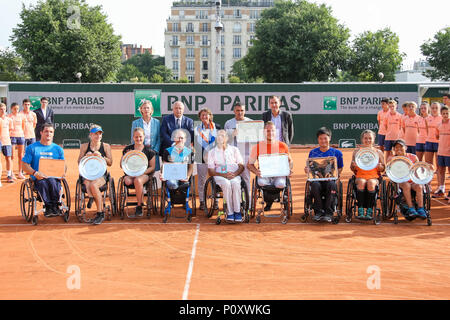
top-left (123, 53), bottom-right (172, 82)
top-left (0, 49), bottom-right (30, 81)
top-left (243, 0), bottom-right (351, 82)
top-left (116, 64), bottom-right (148, 83)
top-left (347, 28), bottom-right (404, 82)
top-left (229, 59), bottom-right (250, 83)
top-left (421, 27), bottom-right (450, 81)
top-left (10, 0), bottom-right (122, 82)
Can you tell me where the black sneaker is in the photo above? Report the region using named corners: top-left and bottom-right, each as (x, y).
top-left (135, 205), bottom-right (143, 217)
top-left (92, 212), bottom-right (105, 225)
top-left (323, 215), bottom-right (333, 223)
top-left (87, 197), bottom-right (94, 209)
top-left (44, 205), bottom-right (55, 218)
top-left (313, 210), bottom-right (324, 222)
top-left (264, 201), bottom-right (273, 211)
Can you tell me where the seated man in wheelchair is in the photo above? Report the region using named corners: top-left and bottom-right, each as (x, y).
top-left (161, 129), bottom-right (194, 217)
top-left (77, 125), bottom-right (113, 225)
top-left (350, 130), bottom-right (385, 219)
top-left (21, 124), bottom-right (65, 217)
top-left (247, 121), bottom-right (293, 211)
top-left (304, 127), bottom-right (343, 223)
top-left (120, 127), bottom-right (156, 217)
top-left (387, 139), bottom-right (427, 219)
top-left (207, 129), bottom-right (245, 222)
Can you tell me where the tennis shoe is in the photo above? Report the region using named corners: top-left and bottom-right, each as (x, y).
top-left (234, 212), bottom-right (243, 222)
top-left (226, 214), bottom-right (235, 222)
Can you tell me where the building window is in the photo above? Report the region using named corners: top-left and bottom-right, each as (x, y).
top-left (221, 74), bottom-right (225, 83)
top-left (233, 23), bottom-right (241, 33)
top-left (201, 23), bottom-right (209, 32)
top-left (186, 35), bottom-right (194, 45)
top-left (203, 74), bottom-right (208, 80)
top-left (187, 61), bottom-right (195, 71)
top-left (173, 23), bottom-right (180, 32)
top-left (249, 23), bottom-right (256, 33)
top-left (250, 10), bottom-right (259, 19)
top-left (172, 61), bottom-right (179, 71)
top-left (197, 10), bottom-right (208, 19)
top-left (188, 75), bottom-right (195, 83)
top-left (233, 48), bottom-right (241, 58)
top-left (234, 9), bottom-right (241, 18)
top-left (172, 35), bottom-right (179, 46)
top-left (202, 61), bottom-right (208, 71)
top-left (201, 35), bottom-right (209, 46)
top-left (233, 35), bottom-right (241, 45)
top-left (221, 61), bottom-right (225, 71)
top-left (221, 35), bottom-right (225, 46)
top-left (186, 22), bottom-right (194, 32)
top-left (172, 47), bottom-right (179, 58)
top-left (202, 48), bottom-right (208, 58)
top-left (179, 10), bottom-right (184, 18)
top-left (221, 48), bottom-right (225, 58)
top-left (187, 47), bottom-right (194, 58)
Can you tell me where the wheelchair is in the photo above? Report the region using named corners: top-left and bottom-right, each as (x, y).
top-left (20, 177), bottom-right (71, 226)
top-left (385, 180), bottom-right (432, 226)
top-left (250, 176), bottom-right (293, 224)
top-left (160, 176), bottom-right (196, 223)
top-left (345, 175), bottom-right (387, 225)
top-left (74, 173), bottom-right (116, 223)
top-left (116, 175), bottom-right (159, 219)
top-left (301, 179), bottom-right (343, 224)
top-left (203, 176), bottom-right (249, 224)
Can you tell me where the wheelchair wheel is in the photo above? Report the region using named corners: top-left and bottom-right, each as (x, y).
top-left (345, 177), bottom-right (356, 223)
top-left (74, 179), bottom-right (85, 223)
top-left (20, 179), bottom-right (35, 223)
top-left (282, 178), bottom-right (293, 219)
top-left (424, 184), bottom-right (432, 226)
top-left (250, 179), bottom-right (258, 219)
top-left (60, 179), bottom-right (71, 223)
top-left (385, 181), bottom-right (397, 221)
top-left (104, 178), bottom-right (115, 221)
top-left (160, 181), bottom-right (167, 218)
top-left (117, 176), bottom-right (126, 220)
top-left (149, 177), bottom-right (159, 216)
top-left (333, 180), bottom-right (343, 224)
top-left (241, 179), bottom-right (250, 223)
top-left (204, 177), bottom-right (216, 218)
top-left (190, 176), bottom-right (196, 218)
top-left (301, 180), bottom-right (311, 223)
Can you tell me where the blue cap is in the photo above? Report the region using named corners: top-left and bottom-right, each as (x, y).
top-left (90, 127), bottom-right (103, 134)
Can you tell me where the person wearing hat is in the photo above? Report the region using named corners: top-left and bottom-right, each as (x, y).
top-left (387, 139), bottom-right (427, 219)
top-left (34, 97), bottom-right (54, 141)
top-left (77, 124), bottom-right (113, 225)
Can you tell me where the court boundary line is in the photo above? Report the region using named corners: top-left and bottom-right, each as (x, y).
top-left (182, 223), bottom-right (200, 300)
top-left (1, 222), bottom-right (450, 227)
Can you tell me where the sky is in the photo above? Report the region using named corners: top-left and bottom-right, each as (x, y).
top-left (0, 0), bottom-right (449, 69)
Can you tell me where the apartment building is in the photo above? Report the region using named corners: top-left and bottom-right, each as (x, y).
top-left (121, 44), bottom-right (153, 62)
top-left (165, 0), bottom-right (274, 83)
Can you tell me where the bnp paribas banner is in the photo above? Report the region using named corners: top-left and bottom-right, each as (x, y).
top-left (8, 84), bottom-right (419, 116)
top-left (7, 83), bottom-right (420, 144)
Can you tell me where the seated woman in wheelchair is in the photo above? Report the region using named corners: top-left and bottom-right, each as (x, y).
top-left (387, 139), bottom-right (427, 219)
top-left (247, 122), bottom-right (293, 211)
top-left (350, 130), bottom-right (385, 219)
top-left (161, 129), bottom-right (194, 190)
top-left (207, 129), bottom-right (245, 222)
top-left (304, 127), bottom-right (343, 223)
top-left (77, 125), bottom-right (113, 225)
top-left (120, 127), bottom-right (156, 217)
top-left (21, 124), bottom-right (65, 217)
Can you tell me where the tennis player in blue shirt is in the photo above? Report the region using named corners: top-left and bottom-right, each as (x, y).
top-left (305, 127), bottom-right (344, 223)
top-left (22, 124), bottom-right (65, 217)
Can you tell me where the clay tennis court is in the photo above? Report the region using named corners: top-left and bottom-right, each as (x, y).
top-left (1, 148), bottom-right (449, 300)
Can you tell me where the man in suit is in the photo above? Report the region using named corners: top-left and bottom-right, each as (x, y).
top-left (262, 95), bottom-right (294, 145)
top-left (160, 101), bottom-right (194, 152)
top-left (34, 97), bottom-right (54, 141)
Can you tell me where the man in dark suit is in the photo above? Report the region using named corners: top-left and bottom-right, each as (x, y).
top-left (34, 97), bottom-right (54, 141)
top-left (160, 101), bottom-right (195, 152)
top-left (262, 95), bottom-right (294, 145)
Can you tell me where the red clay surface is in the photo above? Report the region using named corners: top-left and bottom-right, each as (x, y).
top-left (0, 148), bottom-right (449, 300)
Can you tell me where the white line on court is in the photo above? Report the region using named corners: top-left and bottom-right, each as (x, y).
top-left (182, 223), bottom-right (200, 300)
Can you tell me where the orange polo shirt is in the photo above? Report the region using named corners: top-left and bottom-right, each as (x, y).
top-left (437, 120), bottom-right (450, 157)
top-left (20, 111), bottom-right (37, 139)
top-left (426, 115), bottom-right (443, 143)
top-left (417, 116), bottom-right (428, 144)
top-left (384, 111), bottom-right (402, 141)
top-left (8, 113), bottom-right (25, 138)
top-left (377, 110), bottom-right (389, 135)
top-left (403, 114), bottom-right (419, 146)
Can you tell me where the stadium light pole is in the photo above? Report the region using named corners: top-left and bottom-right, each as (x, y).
top-left (214, 1), bottom-right (223, 84)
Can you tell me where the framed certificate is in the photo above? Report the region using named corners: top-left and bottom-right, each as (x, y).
top-left (236, 121), bottom-right (264, 143)
top-left (39, 159), bottom-right (66, 179)
top-left (162, 163), bottom-right (188, 181)
top-left (258, 153), bottom-right (290, 178)
top-left (306, 157), bottom-right (338, 181)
